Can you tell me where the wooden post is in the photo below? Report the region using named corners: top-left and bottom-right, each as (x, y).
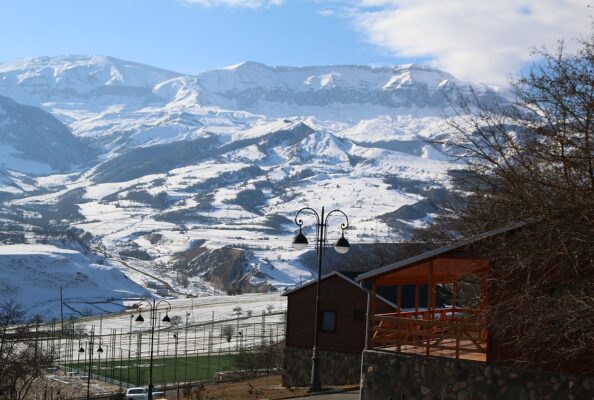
top-left (396, 285), bottom-right (402, 352)
top-left (370, 281), bottom-right (377, 348)
top-left (428, 261), bottom-right (434, 320)
top-left (479, 272), bottom-right (488, 341)
top-left (426, 261), bottom-right (434, 356)
top-left (371, 282), bottom-right (377, 317)
top-left (479, 273), bottom-right (486, 312)
top-left (363, 281), bottom-right (372, 350)
top-left (452, 281), bottom-right (457, 311)
top-left (414, 285), bottom-right (420, 318)
top-left (455, 326), bottom-right (460, 359)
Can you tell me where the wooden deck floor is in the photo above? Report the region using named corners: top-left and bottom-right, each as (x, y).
top-left (378, 339), bottom-right (487, 362)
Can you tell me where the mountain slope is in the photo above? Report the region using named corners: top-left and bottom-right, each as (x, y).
top-left (0, 243), bottom-right (148, 319)
top-left (0, 95), bottom-right (94, 174)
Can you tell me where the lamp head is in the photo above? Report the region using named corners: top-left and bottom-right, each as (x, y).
top-left (292, 229), bottom-right (308, 250)
top-left (334, 232), bottom-right (350, 255)
top-left (162, 313), bottom-right (171, 324)
top-left (97, 345), bottom-right (103, 354)
top-left (78, 346), bottom-right (85, 353)
top-left (135, 313), bottom-right (145, 325)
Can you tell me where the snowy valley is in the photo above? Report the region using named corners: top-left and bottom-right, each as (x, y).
top-left (0, 56), bottom-right (505, 319)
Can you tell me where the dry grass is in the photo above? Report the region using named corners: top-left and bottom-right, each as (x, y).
top-left (191, 375), bottom-right (305, 400)
top-left (183, 375), bottom-right (356, 400)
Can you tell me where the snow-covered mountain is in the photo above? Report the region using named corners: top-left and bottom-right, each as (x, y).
top-left (0, 55), bottom-right (179, 107)
top-left (178, 62), bottom-right (478, 119)
top-left (0, 56), bottom-right (506, 310)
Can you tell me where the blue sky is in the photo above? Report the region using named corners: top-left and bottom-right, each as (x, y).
top-left (1, 0), bottom-right (592, 85)
top-left (0, 0), bottom-right (409, 74)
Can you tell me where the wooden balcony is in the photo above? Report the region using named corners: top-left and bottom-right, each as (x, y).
top-left (371, 308), bottom-right (487, 361)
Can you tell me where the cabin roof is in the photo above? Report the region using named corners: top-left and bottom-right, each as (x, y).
top-left (282, 270), bottom-right (397, 308)
top-left (356, 221), bottom-right (528, 283)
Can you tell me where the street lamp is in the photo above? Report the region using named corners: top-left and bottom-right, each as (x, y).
top-left (78, 340), bottom-right (83, 373)
top-left (292, 206), bottom-right (350, 392)
top-left (97, 343), bottom-right (103, 381)
top-left (81, 329), bottom-right (101, 400)
top-left (135, 299), bottom-right (172, 400)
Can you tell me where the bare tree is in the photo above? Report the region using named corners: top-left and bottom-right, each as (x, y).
top-left (429, 37), bottom-right (594, 372)
top-left (0, 301), bottom-right (55, 399)
top-left (233, 342), bottom-right (283, 379)
top-left (232, 306), bottom-right (242, 317)
top-left (221, 325), bottom-right (234, 343)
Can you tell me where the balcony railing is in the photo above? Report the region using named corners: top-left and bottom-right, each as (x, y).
top-left (371, 308), bottom-right (487, 361)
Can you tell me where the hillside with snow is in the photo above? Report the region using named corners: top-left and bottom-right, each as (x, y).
top-left (0, 56), bottom-right (506, 310)
top-left (0, 243), bottom-right (147, 319)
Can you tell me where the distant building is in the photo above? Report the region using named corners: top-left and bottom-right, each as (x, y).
top-left (281, 271), bottom-right (396, 387)
top-left (146, 281), bottom-right (159, 289)
top-left (156, 286), bottom-right (169, 297)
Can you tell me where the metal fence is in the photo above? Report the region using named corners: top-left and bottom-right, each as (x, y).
top-left (32, 309), bottom-right (286, 387)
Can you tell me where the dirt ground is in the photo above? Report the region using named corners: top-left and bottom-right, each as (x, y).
top-left (27, 370), bottom-right (122, 399)
top-left (27, 372), bottom-right (354, 400)
top-left (182, 375), bottom-right (357, 400)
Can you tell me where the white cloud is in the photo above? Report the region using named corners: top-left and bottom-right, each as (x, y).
top-left (348, 0), bottom-right (593, 85)
top-left (180, 0), bottom-right (283, 8)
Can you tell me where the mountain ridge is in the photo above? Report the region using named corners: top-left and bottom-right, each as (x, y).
top-left (0, 55), bottom-right (500, 305)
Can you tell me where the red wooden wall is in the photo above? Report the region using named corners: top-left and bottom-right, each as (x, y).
top-left (285, 274), bottom-right (394, 353)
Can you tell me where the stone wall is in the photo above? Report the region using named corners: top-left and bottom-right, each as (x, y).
top-left (282, 345), bottom-right (361, 387)
top-left (361, 350), bottom-right (594, 400)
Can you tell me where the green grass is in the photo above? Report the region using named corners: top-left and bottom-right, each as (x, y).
top-left (67, 353), bottom-right (236, 385)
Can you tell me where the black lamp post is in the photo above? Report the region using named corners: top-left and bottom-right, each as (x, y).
top-left (292, 206), bottom-right (350, 392)
top-left (134, 299), bottom-right (172, 400)
top-left (97, 343), bottom-right (103, 381)
top-left (77, 340), bottom-right (83, 373)
top-left (81, 330), bottom-right (102, 400)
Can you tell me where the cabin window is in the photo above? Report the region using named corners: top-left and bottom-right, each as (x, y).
top-left (320, 310), bottom-right (336, 332)
top-left (353, 310), bottom-right (365, 321)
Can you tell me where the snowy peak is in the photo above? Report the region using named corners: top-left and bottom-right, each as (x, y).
top-left (199, 62), bottom-right (463, 93)
top-left (282, 130), bottom-right (353, 166)
top-left (0, 55), bottom-right (181, 106)
top-left (382, 64), bottom-right (458, 90)
top-left (184, 61), bottom-right (502, 121)
top-left (0, 55), bottom-right (180, 89)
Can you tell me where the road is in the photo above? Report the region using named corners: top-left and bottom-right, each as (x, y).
top-left (292, 390), bottom-right (360, 399)
top-left (117, 256), bottom-right (181, 296)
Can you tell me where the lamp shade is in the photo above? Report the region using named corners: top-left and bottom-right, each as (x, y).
top-left (97, 345), bottom-right (103, 354)
top-left (135, 313), bottom-right (145, 325)
top-left (334, 233), bottom-right (350, 254)
top-left (292, 231), bottom-right (308, 250)
top-left (78, 346), bottom-right (85, 353)
top-left (162, 314), bottom-right (171, 324)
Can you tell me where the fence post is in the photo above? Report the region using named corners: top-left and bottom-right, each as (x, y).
top-left (261, 311), bottom-right (265, 346)
top-left (207, 330), bottom-right (212, 380)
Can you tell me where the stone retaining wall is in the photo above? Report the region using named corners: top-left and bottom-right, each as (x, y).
top-left (361, 350), bottom-right (594, 400)
top-left (282, 345), bottom-right (361, 387)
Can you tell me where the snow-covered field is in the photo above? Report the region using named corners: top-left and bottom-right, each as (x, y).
top-left (41, 293), bottom-right (287, 362)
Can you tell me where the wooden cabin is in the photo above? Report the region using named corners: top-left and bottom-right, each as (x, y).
top-left (281, 271), bottom-right (396, 386)
top-left (357, 223), bottom-right (594, 399)
top-left (355, 226), bottom-right (521, 363)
